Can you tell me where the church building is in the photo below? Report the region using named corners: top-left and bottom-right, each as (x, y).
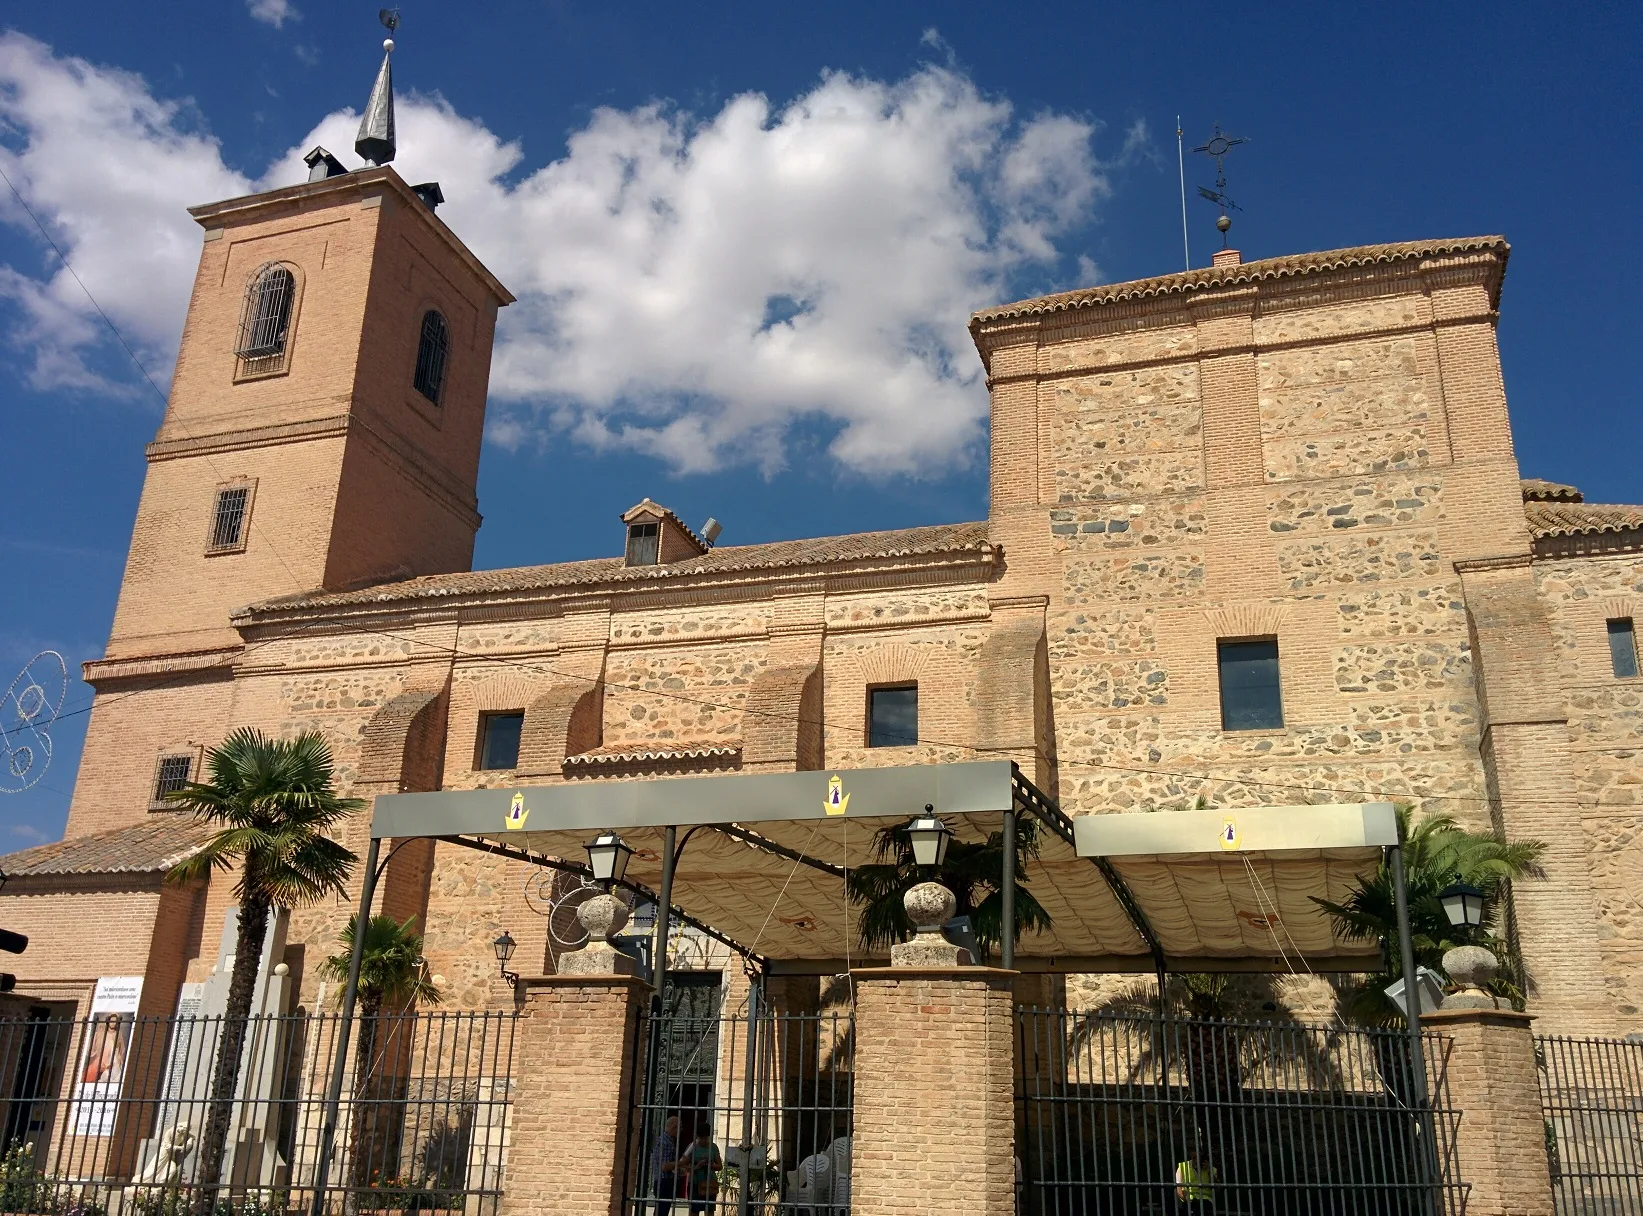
top-left (4, 45), bottom-right (1642, 1055)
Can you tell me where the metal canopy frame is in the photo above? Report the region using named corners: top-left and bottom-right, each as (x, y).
top-left (311, 761), bottom-right (1425, 1215)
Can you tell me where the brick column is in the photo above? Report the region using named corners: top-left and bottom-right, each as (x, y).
top-left (852, 967), bottom-right (1017, 1216)
top-left (1423, 1007), bottom-right (1553, 1216)
top-left (502, 974), bottom-right (650, 1216)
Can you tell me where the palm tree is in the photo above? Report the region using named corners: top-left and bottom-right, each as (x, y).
top-left (845, 817), bottom-right (1051, 961)
top-left (1312, 804), bottom-right (1545, 1026)
top-left (320, 915), bottom-right (441, 1199)
top-left (166, 729), bottom-right (359, 1203)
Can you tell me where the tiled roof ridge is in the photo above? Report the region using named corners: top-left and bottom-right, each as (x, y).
top-left (1525, 500), bottom-right (1643, 540)
top-left (970, 235), bottom-right (1508, 324)
top-left (563, 742), bottom-right (741, 766)
top-left (0, 816), bottom-right (214, 878)
top-left (1521, 477), bottom-right (1584, 503)
top-left (243, 519), bottom-right (992, 616)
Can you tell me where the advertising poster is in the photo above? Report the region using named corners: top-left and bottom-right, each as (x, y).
top-left (72, 976), bottom-right (144, 1136)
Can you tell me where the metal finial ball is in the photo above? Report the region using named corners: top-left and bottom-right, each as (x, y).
top-left (383, 38), bottom-right (395, 52)
top-left (1216, 214), bottom-right (1231, 233)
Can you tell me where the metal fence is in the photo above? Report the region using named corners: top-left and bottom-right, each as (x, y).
top-left (1538, 1033), bottom-right (1643, 1216)
top-left (622, 987), bottom-right (854, 1215)
top-left (1015, 1008), bottom-right (1467, 1216)
top-left (0, 1008), bottom-right (516, 1216)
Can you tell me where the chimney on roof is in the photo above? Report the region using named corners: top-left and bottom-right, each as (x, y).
top-left (303, 146), bottom-right (348, 183)
top-left (1212, 248), bottom-right (1243, 268)
top-left (355, 13), bottom-right (398, 166)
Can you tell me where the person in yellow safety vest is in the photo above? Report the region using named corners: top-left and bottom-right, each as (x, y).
top-left (1174, 1144), bottom-right (1217, 1214)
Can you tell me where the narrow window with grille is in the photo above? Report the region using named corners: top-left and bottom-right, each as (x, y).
top-left (208, 486), bottom-right (250, 552)
top-left (152, 755), bottom-right (193, 804)
top-left (414, 310), bottom-right (449, 404)
top-left (625, 522), bottom-right (660, 566)
top-left (235, 263), bottom-right (296, 375)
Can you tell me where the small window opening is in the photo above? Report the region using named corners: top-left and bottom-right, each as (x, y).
top-left (1609, 619), bottom-right (1639, 679)
top-left (1218, 638), bottom-right (1284, 731)
top-left (152, 755), bottom-right (193, 804)
top-left (868, 684), bottom-right (918, 748)
top-left (235, 263), bottom-right (295, 375)
top-left (626, 522), bottom-right (660, 567)
top-left (478, 712), bottom-right (525, 770)
top-left (208, 486), bottom-right (251, 552)
top-left (413, 310), bottom-right (449, 404)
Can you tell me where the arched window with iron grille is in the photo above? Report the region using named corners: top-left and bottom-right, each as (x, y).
top-left (235, 263), bottom-right (296, 375)
top-left (414, 310), bottom-right (449, 404)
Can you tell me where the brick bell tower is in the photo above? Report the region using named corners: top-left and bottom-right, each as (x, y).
top-left (70, 39), bottom-right (512, 836)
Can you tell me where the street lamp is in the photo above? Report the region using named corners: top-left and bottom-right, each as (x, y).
top-left (493, 930), bottom-right (519, 989)
top-left (1439, 881), bottom-right (1485, 936)
top-left (585, 831), bottom-right (634, 889)
top-left (906, 807), bottom-right (951, 870)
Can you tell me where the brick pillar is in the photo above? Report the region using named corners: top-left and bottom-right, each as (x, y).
top-left (1423, 1007), bottom-right (1554, 1216)
top-left (503, 974), bottom-right (650, 1216)
top-left (852, 967), bottom-right (1017, 1215)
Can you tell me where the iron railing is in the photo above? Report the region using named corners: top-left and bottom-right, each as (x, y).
top-left (0, 1008), bottom-right (516, 1216)
top-left (622, 997), bottom-right (854, 1215)
top-left (1016, 1008), bottom-right (1467, 1216)
top-left (1538, 1033), bottom-right (1643, 1216)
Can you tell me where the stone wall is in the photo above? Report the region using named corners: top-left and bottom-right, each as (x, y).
top-left (1537, 552), bottom-right (1643, 1022)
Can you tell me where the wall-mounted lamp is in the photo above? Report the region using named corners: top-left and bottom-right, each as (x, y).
top-left (493, 930), bottom-right (519, 989)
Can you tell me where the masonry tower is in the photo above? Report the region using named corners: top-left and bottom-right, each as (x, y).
top-left (69, 47), bottom-right (513, 839)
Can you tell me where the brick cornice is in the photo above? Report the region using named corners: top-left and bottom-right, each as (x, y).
top-left (1454, 553), bottom-right (1535, 575)
top-left (82, 645), bottom-right (243, 685)
top-left (236, 551), bottom-right (1000, 632)
top-left (147, 413), bottom-right (351, 461)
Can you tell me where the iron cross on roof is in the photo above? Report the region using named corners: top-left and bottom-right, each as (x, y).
top-left (1192, 123), bottom-right (1248, 247)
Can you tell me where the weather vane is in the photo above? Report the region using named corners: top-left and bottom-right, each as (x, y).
top-left (1193, 122), bottom-right (1248, 248)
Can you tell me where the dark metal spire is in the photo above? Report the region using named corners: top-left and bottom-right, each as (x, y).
top-left (355, 29), bottom-right (397, 166)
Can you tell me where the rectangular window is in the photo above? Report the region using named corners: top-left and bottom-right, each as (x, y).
top-left (1609, 618), bottom-right (1640, 679)
top-left (207, 486), bottom-right (251, 552)
top-left (868, 684), bottom-right (918, 748)
top-left (478, 712), bottom-right (525, 770)
top-left (1218, 639), bottom-right (1284, 731)
top-left (152, 754), bottom-right (193, 804)
top-left (625, 522), bottom-right (659, 566)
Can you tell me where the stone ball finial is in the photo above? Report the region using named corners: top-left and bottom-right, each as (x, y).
top-left (903, 881), bottom-right (957, 934)
top-left (1441, 943), bottom-right (1502, 1010)
top-left (577, 892), bottom-right (629, 943)
top-left (1443, 944), bottom-right (1499, 990)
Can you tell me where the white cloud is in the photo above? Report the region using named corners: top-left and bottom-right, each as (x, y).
top-left (0, 33), bottom-right (1125, 475)
top-left (247, 0), bottom-right (300, 29)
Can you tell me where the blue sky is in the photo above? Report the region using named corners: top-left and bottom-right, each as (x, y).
top-left (1, 0), bottom-right (1639, 847)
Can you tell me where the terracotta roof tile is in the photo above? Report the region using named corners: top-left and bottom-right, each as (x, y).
top-left (244, 520), bottom-right (992, 616)
top-left (1526, 501), bottom-right (1643, 540)
top-left (1521, 478), bottom-right (1584, 503)
top-left (0, 817), bottom-right (214, 878)
top-left (970, 236), bottom-right (1508, 325)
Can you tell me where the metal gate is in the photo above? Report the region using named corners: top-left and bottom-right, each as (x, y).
top-left (1538, 1032), bottom-right (1643, 1216)
top-left (1016, 1007), bottom-right (1466, 1216)
top-left (623, 978), bottom-right (854, 1214)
